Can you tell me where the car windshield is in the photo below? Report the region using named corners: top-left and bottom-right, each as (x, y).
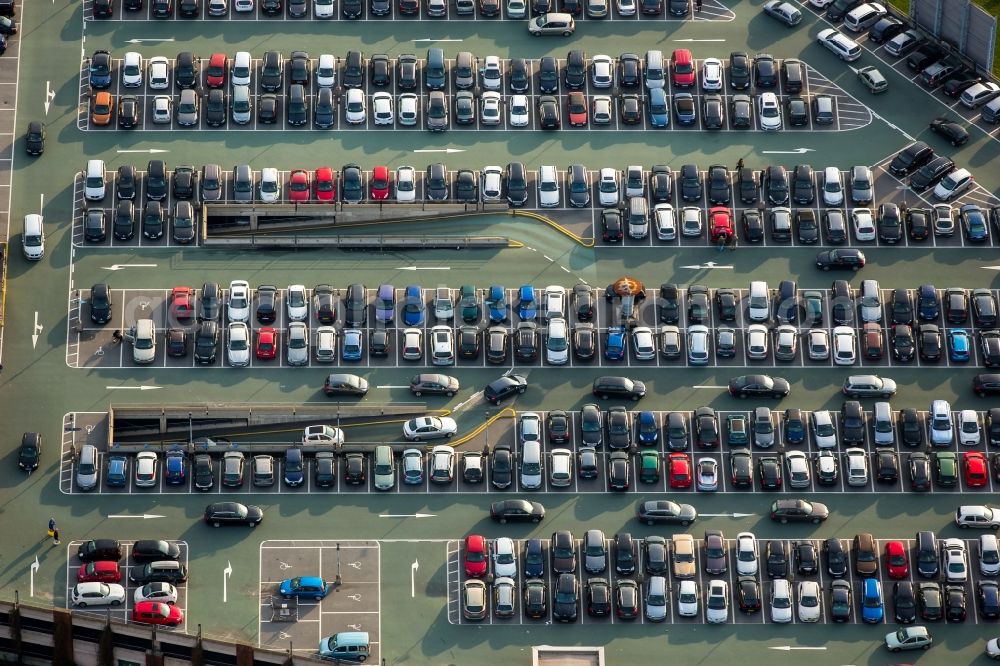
top-left (680, 590), bottom-right (697, 603)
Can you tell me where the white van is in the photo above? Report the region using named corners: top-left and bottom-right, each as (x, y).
top-left (520, 440), bottom-right (542, 489)
top-left (231, 51), bottom-right (252, 87)
top-left (77, 444), bottom-right (99, 491)
top-left (22, 214), bottom-right (44, 261)
top-left (748, 281), bottom-right (769, 321)
top-left (546, 318), bottom-right (569, 364)
top-left (645, 50), bottom-right (665, 89)
top-left (84, 159), bottom-right (106, 200)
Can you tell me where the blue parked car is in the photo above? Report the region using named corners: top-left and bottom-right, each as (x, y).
top-left (284, 447), bottom-right (304, 487)
top-left (861, 578), bottom-right (884, 623)
top-left (487, 285), bottom-right (507, 323)
top-left (342, 329), bottom-right (364, 361)
top-left (518, 285), bottom-right (537, 320)
top-left (375, 284), bottom-right (395, 323)
top-left (636, 411), bottom-right (659, 445)
top-left (524, 538), bottom-right (545, 578)
top-left (604, 326), bottom-right (626, 360)
top-left (948, 329), bottom-right (971, 362)
top-left (917, 284), bottom-right (939, 320)
top-left (165, 450), bottom-right (186, 484)
top-left (961, 204), bottom-right (988, 243)
top-left (279, 576), bottom-right (331, 600)
top-left (106, 455), bottom-right (129, 487)
top-left (402, 285), bottom-right (424, 326)
top-left (648, 88), bottom-right (669, 128)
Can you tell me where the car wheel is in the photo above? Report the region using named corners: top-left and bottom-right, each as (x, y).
top-left (77, 602), bottom-right (87, 608)
top-left (921, 645), bottom-right (929, 650)
top-left (518, 387), bottom-right (525, 394)
top-left (213, 521), bottom-right (221, 527)
top-left (780, 517), bottom-right (788, 524)
top-left (601, 394), bottom-right (609, 399)
top-left (811, 517), bottom-right (821, 524)
top-left (562, 30), bottom-right (571, 36)
top-left (958, 523), bottom-right (969, 529)
top-left (413, 391), bottom-right (421, 396)
top-left (773, 393), bottom-right (782, 399)
top-left (250, 521), bottom-right (257, 527)
top-left (822, 266), bottom-right (830, 271)
top-left (111, 599), bottom-right (121, 606)
top-left (631, 395), bottom-right (640, 401)
top-left (531, 517), bottom-right (540, 523)
top-left (445, 432), bottom-right (454, 438)
top-left (890, 647), bottom-right (900, 653)
top-left (646, 519), bottom-right (655, 526)
top-left (680, 520), bottom-right (689, 526)
top-left (499, 517), bottom-right (508, 524)
top-left (358, 656), bottom-right (367, 662)
top-left (739, 392), bottom-right (748, 399)
top-left (446, 391), bottom-right (454, 397)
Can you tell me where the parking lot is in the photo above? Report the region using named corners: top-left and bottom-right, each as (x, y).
top-left (65, 280), bottom-right (1000, 370)
top-left (64, 540), bottom-right (190, 630)
top-left (258, 540), bottom-right (380, 657)
top-left (0, 11), bottom-right (21, 244)
top-left (82, 0), bottom-right (735, 22)
top-left (76, 53), bottom-right (869, 133)
top-left (446, 534), bottom-right (997, 626)
top-left (58, 405), bottom-right (1000, 496)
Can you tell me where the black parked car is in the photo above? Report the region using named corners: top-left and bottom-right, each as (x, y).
top-left (18, 432), bottom-right (41, 471)
top-left (830, 580), bottom-right (852, 622)
top-left (909, 155), bottom-right (955, 191)
top-left (824, 538), bottom-right (848, 577)
top-left (131, 539), bottom-right (181, 562)
top-left (889, 141), bottom-right (934, 176)
top-left (77, 539), bottom-right (121, 563)
top-left (491, 443), bottom-right (513, 489)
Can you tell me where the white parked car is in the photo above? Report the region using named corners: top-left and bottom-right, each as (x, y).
top-left (151, 96), bottom-right (173, 124)
top-left (654, 204), bottom-right (676, 240)
top-left (314, 0), bottom-right (335, 17)
top-left (676, 579), bottom-right (699, 616)
top-left (681, 206), bottom-right (702, 236)
top-left (227, 280), bottom-right (251, 322)
top-left (134, 451), bottom-right (158, 487)
top-left (785, 451), bottom-right (811, 488)
top-left (546, 318), bottom-right (569, 365)
top-left (615, 0), bottom-right (635, 15)
top-left (481, 92), bottom-right (502, 126)
top-left (122, 52), bottom-right (143, 87)
top-left (73, 582), bottom-right (126, 608)
top-left (929, 399), bottom-right (953, 445)
top-left (933, 168), bottom-right (973, 201)
top-left (544, 286), bottom-right (566, 320)
top-left (227, 322), bottom-right (250, 366)
top-left (259, 167), bottom-right (280, 203)
top-left (481, 56), bottom-right (503, 91)
top-left (398, 93), bottom-right (418, 126)
top-left (598, 168), bottom-right (620, 207)
top-left (959, 409), bottom-right (981, 445)
top-left (770, 578), bottom-right (793, 623)
top-left (817, 28), bottom-right (862, 61)
top-left (812, 410), bottom-right (837, 448)
top-left (845, 447), bottom-right (869, 486)
top-left (852, 208), bottom-right (876, 241)
top-left (303, 425), bottom-right (345, 444)
top-left (592, 95), bottom-right (613, 125)
top-left (372, 92), bottom-right (394, 125)
top-left (315, 326), bottom-right (337, 363)
top-left (396, 166), bottom-right (416, 202)
top-left (746, 324), bottom-right (770, 360)
top-left (134, 582), bottom-right (178, 605)
top-left (705, 580), bottom-right (729, 623)
top-left (316, 54), bottom-right (337, 87)
top-left (286, 285), bottom-right (308, 321)
top-left (833, 325), bottom-right (857, 366)
top-left (696, 457), bottom-right (718, 491)
top-left (492, 537), bottom-right (517, 577)
top-left (736, 532), bottom-right (758, 575)
top-left (797, 581), bottom-right (822, 622)
top-left (509, 95), bottom-right (530, 127)
top-left (550, 448), bottom-right (573, 485)
top-left (148, 56), bottom-right (170, 89)
top-left (823, 166), bottom-right (844, 205)
top-left (402, 327), bottom-right (423, 361)
top-left (591, 55), bottom-right (614, 88)
top-left (430, 325), bottom-right (454, 366)
top-left (345, 88), bottom-right (367, 124)
top-left (687, 325), bottom-right (710, 365)
top-left (479, 166), bottom-right (502, 202)
top-left (403, 416), bottom-right (458, 441)
top-left (960, 82), bottom-right (1000, 108)
top-left (632, 326), bottom-right (655, 360)
top-left (286, 321), bottom-right (309, 366)
top-left (701, 58), bottom-right (723, 90)
top-left (506, 0), bottom-right (526, 17)
top-left (807, 328), bottom-right (830, 361)
top-left (933, 204), bottom-right (955, 235)
top-left (942, 538), bottom-right (968, 582)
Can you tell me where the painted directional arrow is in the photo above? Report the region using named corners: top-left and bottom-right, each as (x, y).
top-left (397, 266), bottom-right (451, 271)
top-left (410, 559), bottom-right (419, 598)
top-left (108, 513), bottom-right (165, 519)
top-left (379, 513), bottom-right (437, 518)
top-left (693, 385), bottom-right (727, 389)
top-left (32, 311), bottom-right (43, 349)
top-left (116, 149), bottom-right (169, 154)
top-left (412, 38), bottom-right (464, 42)
top-left (673, 38), bottom-right (726, 42)
top-left (761, 148), bottom-right (815, 154)
top-left (126, 38), bottom-right (176, 43)
top-left (44, 81), bottom-right (55, 115)
top-left (680, 262), bottom-right (733, 269)
top-left (413, 148), bottom-right (465, 154)
top-left (700, 513), bottom-right (757, 518)
top-left (983, 266), bottom-right (1000, 271)
top-left (106, 385), bottom-right (163, 391)
top-left (30, 556), bottom-right (39, 597)
top-left (100, 263), bottom-right (158, 271)
top-left (223, 561), bottom-right (233, 603)
top-left (768, 646), bottom-right (827, 651)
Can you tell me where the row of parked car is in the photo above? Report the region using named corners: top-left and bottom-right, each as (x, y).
top-left (460, 528), bottom-right (1000, 625)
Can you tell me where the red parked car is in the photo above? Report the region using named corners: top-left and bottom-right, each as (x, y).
top-left (671, 49), bottom-right (695, 88)
top-left (170, 286), bottom-right (195, 324)
top-left (370, 166), bottom-right (391, 200)
top-left (314, 167), bottom-right (336, 201)
top-left (567, 91), bottom-right (588, 127)
top-left (668, 452), bottom-right (692, 489)
top-left (288, 169), bottom-right (311, 202)
top-left (708, 207), bottom-right (734, 243)
top-left (132, 601), bottom-right (184, 627)
top-left (965, 452), bottom-right (989, 488)
top-left (77, 560), bottom-right (121, 584)
top-left (206, 53), bottom-right (227, 88)
top-left (464, 534), bottom-right (488, 577)
top-left (885, 540), bottom-right (909, 579)
top-left (256, 327), bottom-right (278, 360)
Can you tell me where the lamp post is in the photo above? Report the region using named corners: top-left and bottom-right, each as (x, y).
top-left (336, 543), bottom-right (343, 586)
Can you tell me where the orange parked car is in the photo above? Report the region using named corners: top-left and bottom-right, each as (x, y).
top-left (92, 92), bottom-right (113, 126)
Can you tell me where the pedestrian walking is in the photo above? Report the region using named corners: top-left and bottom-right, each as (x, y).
top-left (728, 234), bottom-right (738, 252)
top-left (52, 528), bottom-right (60, 546)
top-left (695, 0), bottom-right (702, 10)
top-left (111, 329), bottom-right (123, 344)
top-left (736, 158), bottom-right (744, 172)
top-left (48, 518), bottom-right (55, 537)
